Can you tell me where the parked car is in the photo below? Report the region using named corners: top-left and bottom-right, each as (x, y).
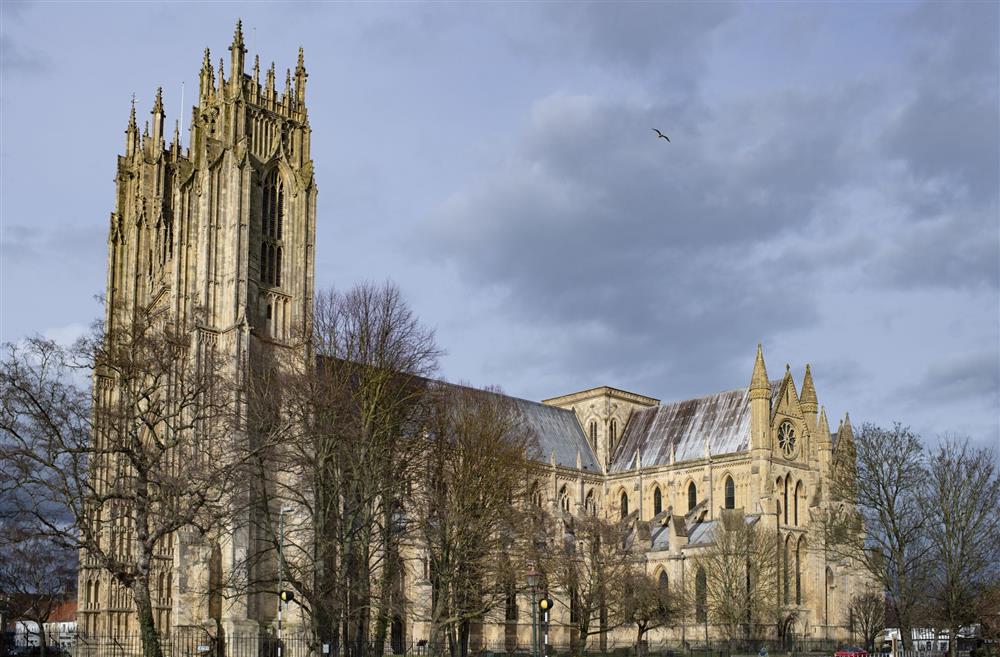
top-left (835, 648), bottom-right (869, 657)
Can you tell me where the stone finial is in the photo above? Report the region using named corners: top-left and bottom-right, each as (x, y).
top-left (749, 343), bottom-right (770, 399)
top-left (294, 46), bottom-right (308, 108)
top-left (200, 48), bottom-right (215, 98)
top-left (266, 62), bottom-right (276, 99)
top-left (230, 19), bottom-right (246, 76)
top-left (818, 405), bottom-right (830, 435)
top-left (152, 87), bottom-right (164, 115)
top-left (253, 55), bottom-right (260, 84)
top-left (231, 19), bottom-right (245, 51)
top-left (800, 363), bottom-right (818, 413)
top-left (218, 58), bottom-right (225, 89)
top-left (128, 94), bottom-right (137, 131)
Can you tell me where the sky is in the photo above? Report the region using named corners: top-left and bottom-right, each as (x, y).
top-left (1, 1), bottom-right (998, 452)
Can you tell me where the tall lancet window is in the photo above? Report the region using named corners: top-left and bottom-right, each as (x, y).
top-left (261, 169), bottom-right (285, 287)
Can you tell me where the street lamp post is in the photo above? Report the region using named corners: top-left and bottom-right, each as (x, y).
top-left (527, 571), bottom-right (540, 657)
top-left (278, 506), bottom-right (293, 657)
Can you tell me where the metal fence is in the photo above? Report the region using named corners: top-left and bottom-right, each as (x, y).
top-left (6, 633), bottom-right (977, 657)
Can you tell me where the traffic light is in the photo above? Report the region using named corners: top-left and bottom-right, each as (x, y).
top-left (280, 590), bottom-right (295, 603)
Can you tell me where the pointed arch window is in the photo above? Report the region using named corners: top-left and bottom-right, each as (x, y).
top-left (653, 487), bottom-right (662, 516)
top-left (585, 489), bottom-right (596, 515)
top-left (658, 570), bottom-right (668, 592)
top-left (725, 476), bottom-right (735, 509)
top-left (610, 418), bottom-right (617, 452)
top-left (794, 480), bottom-right (803, 526)
top-left (783, 476), bottom-right (790, 525)
top-left (620, 491), bottom-right (629, 518)
top-left (559, 485), bottom-right (571, 513)
top-left (260, 169), bottom-right (285, 288)
top-left (695, 568), bottom-right (707, 622)
top-left (796, 536), bottom-right (806, 605)
top-left (590, 421), bottom-right (597, 446)
top-left (688, 481), bottom-right (697, 512)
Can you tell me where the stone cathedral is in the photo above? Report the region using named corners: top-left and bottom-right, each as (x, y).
top-left (78, 25), bottom-right (866, 651)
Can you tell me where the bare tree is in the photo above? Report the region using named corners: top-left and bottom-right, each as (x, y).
top-left (921, 438), bottom-right (1000, 657)
top-left (0, 307), bottom-right (242, 657)
top-left (829, 423), bottom-right (930, 651)
top-left (621, 569), bottom-right (685, 653)
top-left (846, 589), bottom-right (886, 652)
top-left (238, 282), bottom-right (440, 657)
top-left (0, 521), bottom-right (77, 653)
top-left (689, 515), bottom-right (779, 644)
top-left (413, 383), bottom-right (534, 657)
top-left (543, 512), bottom-right (639, 654)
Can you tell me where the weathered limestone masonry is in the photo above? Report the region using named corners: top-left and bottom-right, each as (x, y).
top-left (80, 25), bottom-right (867, 649)
top-left (78, 22), bottom-right (316, 641)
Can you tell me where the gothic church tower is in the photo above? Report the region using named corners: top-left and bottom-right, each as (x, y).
top-left (81, 23), bottom-right (317, 637)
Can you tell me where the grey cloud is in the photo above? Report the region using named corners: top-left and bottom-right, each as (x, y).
top-left (895, 349), bottom-right (1000, 407)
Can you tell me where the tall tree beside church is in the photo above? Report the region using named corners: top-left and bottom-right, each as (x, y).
top-left (542, 513), bottom-right (639, 654)
top-left (413, 384), bottom-right (534, 657)
top-left (829, 422), bottom-right (930, 651)
top-left (689, 516), bottom-right (779, 644)
top-left (241, 282), bottom-right (439, 657)
top-left (0, 308), bottom-right (242, 657)
top-left (921, 438), bottom-right (1000, 657)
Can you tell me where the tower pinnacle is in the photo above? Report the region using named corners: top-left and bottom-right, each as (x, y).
top-left (800, 363), bottom-right (818, 414)
top-left (230, 19), bottom-right (246, 77)
top-left (749, 343), bottom-right (770, 400)
top-left (294, 46), bottom-right (308, 108)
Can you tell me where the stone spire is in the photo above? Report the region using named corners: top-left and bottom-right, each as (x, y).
top-left (750, 343), bottom-right (770, 400)
top-left (800, 363), bottom-right (818, 427)
top-left (218, 57), bottom-right (225, 92)
top-left (199, 48), bottom-right (214, 100)
top-left (294, 46), bottom-right (308, 108)
top-left (125, 94), bottom-right (138, 157)
top-left (266, 62), bottom-right (276, 101)
top-left (150, 87), bottom-right (165, 148)
top-left (749, 343), bottom-right (771, 451)
top-left (818, 405), bottom-right (830, 437)
top-left (229, 19), bottom-right (246, 78)
top-left (283, 67), bottom-right (292, 110)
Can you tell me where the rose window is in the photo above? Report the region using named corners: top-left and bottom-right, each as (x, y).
top-left (778, 421), bottom-right (797, 458)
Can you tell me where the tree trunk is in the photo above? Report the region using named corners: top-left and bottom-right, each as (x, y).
top-left (950, 625), bottom-right (959, 657)
top-left (133, 579), bottom-right (164, 657)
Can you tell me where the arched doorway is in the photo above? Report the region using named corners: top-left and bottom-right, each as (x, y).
top-left (391, 615), bottom-right (405, 655)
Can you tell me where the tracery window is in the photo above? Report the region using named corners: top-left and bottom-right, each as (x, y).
top-left (559, 485), bottom-right (571, 513)
top-left (585, 489), bottom-right (597, 515)
top-left (725, 476), bottom-right (735, 509)
top-left (658, 570), bottom-right (668, 591)
top-left (260, 169), bottom-right (285, 287)
top-left (695, 568), bottom-right (707, 622)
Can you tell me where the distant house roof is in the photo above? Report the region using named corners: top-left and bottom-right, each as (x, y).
top-left (609, 380), bottom-right (782, 473)
top-left (512, 397), bottom-right (602, 472)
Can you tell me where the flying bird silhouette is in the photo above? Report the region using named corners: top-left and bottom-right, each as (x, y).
top-left (653, 128), bottom-right (670, 142)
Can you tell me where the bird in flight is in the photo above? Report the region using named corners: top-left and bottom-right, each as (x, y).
top-left (653, 128), bottom-right (670, 142)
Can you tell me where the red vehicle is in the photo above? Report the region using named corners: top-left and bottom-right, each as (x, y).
top-left (835, 648), bottom-right (869, 657)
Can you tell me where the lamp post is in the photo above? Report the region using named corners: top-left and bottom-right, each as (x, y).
top-left (278, 506), bottom-right (293, 657)
top-left (527, 571), bottom-right (540, 657)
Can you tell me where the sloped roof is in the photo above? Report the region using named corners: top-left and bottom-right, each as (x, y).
top-left (513, 397), bottom-right (602, 472)
top-left (609, 380), bottom-right (781, 473)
